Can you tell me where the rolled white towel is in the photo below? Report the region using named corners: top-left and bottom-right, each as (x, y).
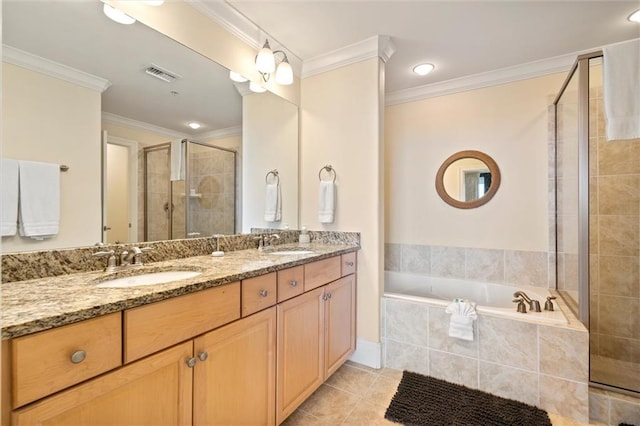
top-left (445, 299), bottom-right (477, 341)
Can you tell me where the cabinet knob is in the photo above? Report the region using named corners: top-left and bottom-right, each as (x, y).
top-left (327, 292), bottom-right (332, 299)
top-left (290, 280), bottom-right (298, 287)
top-left (198, 352), bottom-right (209, 362)
top-left (345, 261), bottom-right (354, 267)
top-left (259, 289), bottom-right (269, 297)
top-left (186, 357), bottom-right (197, 368)
top-left (70, 350), bottom-right (86, 364)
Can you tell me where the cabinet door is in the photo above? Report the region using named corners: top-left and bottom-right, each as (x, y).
top-left (12, 341), bottom-right (193, 426)
top-left (276, 287), bottom-right (325, 425)
top-left (194, 307), bottom-right (276, 426)
top-left (324, 275), bottom-right (356, 378)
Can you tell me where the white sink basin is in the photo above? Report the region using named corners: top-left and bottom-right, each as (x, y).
top-left (269, 250), bottom-right (314, 256)
top-left (96, 271), bottom-right (202, 288)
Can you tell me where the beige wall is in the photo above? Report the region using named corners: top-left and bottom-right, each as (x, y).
top-left (2, 63), bottom-right (102, 251)
top-left (385, 73), bottom-right (567, 252)
top-left (242, 92), bottom-right (299, 232)
top-left (300, 57), bottom-right (385, 348)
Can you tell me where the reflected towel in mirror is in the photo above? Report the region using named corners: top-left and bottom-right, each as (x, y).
top-left (170, 139), bottom-right (185, 181)
top-left (1, 158), bottom-right (19, 236)
top-left (18, 160), bottom-right (60, 240)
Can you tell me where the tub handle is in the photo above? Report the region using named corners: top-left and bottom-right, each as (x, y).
top-left (544, 296), bottom-right (556, 311)
top-left (512, 297), bottom-right (527, 313)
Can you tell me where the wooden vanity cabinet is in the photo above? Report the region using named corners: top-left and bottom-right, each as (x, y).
top-left (276, 255), bottom-right (357, 424)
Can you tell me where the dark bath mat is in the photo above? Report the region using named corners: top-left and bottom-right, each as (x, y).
top-left (385, 371), bottom-right (552, 426)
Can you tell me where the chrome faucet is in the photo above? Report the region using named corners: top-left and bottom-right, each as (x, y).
top-left (513, 291), bottom-right (541, 312)
top-left (95, 246), bottom-right (152, 272)
top-left (255, 234), bottom-right (281, 251)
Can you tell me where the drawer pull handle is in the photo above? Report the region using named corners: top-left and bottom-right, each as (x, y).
top-left (70, 350), bottom-right (86, 364)
top-left (290, 280), bottom-right (298, 287)
top-left (186, 357), bottom-right (197, 368)
top-left (345, 261), bottom-right (354, 267)
top-left (259, 289), bottom-right (269, 297)
top-left (198, 352), bottom-right (209, 362)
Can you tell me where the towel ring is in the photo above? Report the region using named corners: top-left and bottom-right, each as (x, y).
top-left (265, 169), bottom-right (279, 184)
top-left (318, 165), bottom-right (336, 183)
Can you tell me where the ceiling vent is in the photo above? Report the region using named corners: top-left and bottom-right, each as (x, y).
top-left (144, 64), bottom-right (182, 83)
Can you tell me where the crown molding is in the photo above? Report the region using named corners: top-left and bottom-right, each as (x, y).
top-left (302, 35), bottom-right (396, 79)
top-left (193, 125), bottom-right (242, 142)
top-left (102, 112), bottom-right (189, 139)
top-left (3, 45), bottom-right (111, 93)
top-left (386, 49), bottom-right (594, 106)
top-left (186, 0), bottom-right (302, 75)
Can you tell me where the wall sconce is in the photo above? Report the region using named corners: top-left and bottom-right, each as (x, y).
top-left (255, 39), bottom-right (294, 86)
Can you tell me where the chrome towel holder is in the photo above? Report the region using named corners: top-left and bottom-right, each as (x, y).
top-left (318, 165), bottom-right (336, 183)
top-left (265, 169), bottom-right (279, 184)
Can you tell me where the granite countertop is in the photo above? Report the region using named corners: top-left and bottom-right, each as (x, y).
top-left (1, 243), bottom-right (359, 340)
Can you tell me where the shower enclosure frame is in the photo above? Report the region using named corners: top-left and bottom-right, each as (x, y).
top-left (142, 139), bottom-right (237, 241)
top-left (553, 50), bottom-right (602, 326)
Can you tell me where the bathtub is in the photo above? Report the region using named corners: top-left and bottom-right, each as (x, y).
top-left (384, 271), bottom-right (567, 325)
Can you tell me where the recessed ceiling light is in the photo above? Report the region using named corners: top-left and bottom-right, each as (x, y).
top-left (141, 0), bottom-right (165, 5)
top-left (229, 71), bottom-right (248, 83)
top-left (413, 63), bottom-right (435, 76)
top-left (629, 9), bottom-right (640, 22)
top-left (188, 122), bottom-right (201, 130)
top-left (103, 4), bottom-right (136, 25)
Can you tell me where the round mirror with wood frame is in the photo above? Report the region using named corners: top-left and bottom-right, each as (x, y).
top-left (435, 150), bottom-right (501, 209)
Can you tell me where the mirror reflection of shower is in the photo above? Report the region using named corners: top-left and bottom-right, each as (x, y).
top-left (143, 140), bottom-right (236, 241)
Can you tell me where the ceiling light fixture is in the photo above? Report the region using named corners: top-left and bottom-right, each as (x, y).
top-left (103, 4), bottom-right (136, 25)
top-left (629, 9), bottom-right (640, 22)
top-left (229, 71), bottom-right (249, 83)
top-left (413, 63), bottom-right (435, 76)
top-left (141, 0), bottom-right (165, 5)
top-left (255, 39), bottom-right (294, 86)
top-left (188, 122), bottom-right (201, 130)
top-left (249, 81), bottom-right (267, 93)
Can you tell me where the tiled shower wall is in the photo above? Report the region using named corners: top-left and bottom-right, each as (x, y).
top-left (384, 243), bottom-right (553, 288)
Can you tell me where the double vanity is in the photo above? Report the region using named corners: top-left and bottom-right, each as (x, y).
top-left (1, 236), bottom-right (359, 425)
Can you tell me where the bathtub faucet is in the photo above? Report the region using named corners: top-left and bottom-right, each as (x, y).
top-left (513, 291), bottom-right (541, 312)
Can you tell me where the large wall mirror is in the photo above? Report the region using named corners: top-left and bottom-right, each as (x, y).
top-left (2, 1), bottom-right (299, 252)
top-left (435, 150), bottom-right (501, 209)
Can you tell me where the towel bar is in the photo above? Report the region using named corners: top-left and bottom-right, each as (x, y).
top-left (318, 165), bottom-right (336, 183)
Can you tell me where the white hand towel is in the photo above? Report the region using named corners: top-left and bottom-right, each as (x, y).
top-left (318, 181), bottom-right (335, 223)
top-left (603, 39), bottom-right (640, 141)
top-left (445, 299), bottom-right (477, 341)
top-left (18, 160), bottom-right (60, 240)
top-left (264, 183), bottom-right (281, 222)
top-left (170, 139), bottom-right (185, 181)
top-left (1, 158), bottom-right (19, 236)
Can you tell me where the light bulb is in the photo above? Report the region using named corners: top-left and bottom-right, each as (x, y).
top-left (629, 9), bottom-right (640, 22)
top-left (229, 71), bottom-right (248, 83)
top-left (103, 4), bottom-right (136, 25)
top-left (249, 81), bottom-right (267, 93)
top-left (413, 63), bottom-right (435, 76)
top-left (255, 40), bottom-right (276, 74)
top-left (188, 122), bottom-right (201, 130)
top-left (142, 0), bottom-right (165, 5)
top-left (275, 59), bottom-right (293, 85)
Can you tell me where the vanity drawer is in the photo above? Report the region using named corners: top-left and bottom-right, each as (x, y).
top-left (277, 266), bottom-right (304, 302)
top-left (12, 312), bottom-right (122, 408)
top-left (124, 283), bottom-right (240, 363)
top-left (242, 273), bottom-right (277, 317)
top-left (304, 256), bottom-right (341, 291)
top-left (341, 252), bottom-right (357, 276)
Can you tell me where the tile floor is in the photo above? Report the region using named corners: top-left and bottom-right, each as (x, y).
top-left (282, 361), bottom-right (600, 426)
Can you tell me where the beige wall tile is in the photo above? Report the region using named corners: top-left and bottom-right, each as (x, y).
top-left (428, 307), bottom-right (478, 357)
top-left (385, 340), bottom-right (429, 375)
top-left (588, 389), bottom-right (609, 425)
top-left (598, 215), bottom-right (639, 257)
top-left (610, 395), bottom-right (640, 426)
top-left (478, 316), bottom-right (538, 371)
top-left (598, 175), bottom-right (640, 215)
top-left (385, 299), bottom-right (428, 346)
top-left (401, 244), bottom-right (431, 274)
top-left (599, 295), bottom-right (640, 339)
top-left (539, 375), bottom-right (588, 423)
top-left (599, 255), bottom-right (639, 297)
top-left (539, 326), bottom-right (588, 382)
top-left (465, 248), bottom-right (504, 282)
top-left (431, 246), bottom-right (465, 278)
top-left (478, 361), bottom-right (538, 406)
top-left (428, 350), bottom-right (478, 388)
top-left (505, 250), bottom-right (549, 287)
top-left (384, 243), bottom-right (401, 271)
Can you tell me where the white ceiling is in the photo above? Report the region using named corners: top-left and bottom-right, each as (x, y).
top-left (224, 0), bottom-right (640, 93)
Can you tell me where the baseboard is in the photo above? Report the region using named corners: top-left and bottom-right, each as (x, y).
top-left (348, 338), bottom-right (381, 369)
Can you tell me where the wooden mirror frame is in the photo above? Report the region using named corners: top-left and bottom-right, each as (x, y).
top-left (435, 150), bottom-right (501, 209)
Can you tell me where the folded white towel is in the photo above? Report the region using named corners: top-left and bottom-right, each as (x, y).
top-left (1, 158), bottom-right (19, 236)
top-left (18, 160), bottom-right (60, 240)
top-left (318, 181), bottom-right (335, 223)
top-left (264, 183), bottom-right (281, 222)
top-left (603, 39), bottom-right (640, 141)
top-left (445, 299), bottom-right (477, 341)
top-left (170, 139), bottom-right (185, 181)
